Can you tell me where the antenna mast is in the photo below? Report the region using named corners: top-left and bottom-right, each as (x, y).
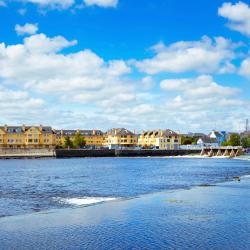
top-left (246, 119), bottom-right (249, 132)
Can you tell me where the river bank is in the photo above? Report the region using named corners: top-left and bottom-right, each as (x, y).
top-left (0, 176), bottom-right (249, 249)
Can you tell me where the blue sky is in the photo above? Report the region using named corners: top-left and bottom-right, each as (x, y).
top-left (0, 0), bottom-right (249, 132)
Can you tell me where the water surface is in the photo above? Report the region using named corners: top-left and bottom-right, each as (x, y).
top-left (0, 157), bottom-right (249, 217)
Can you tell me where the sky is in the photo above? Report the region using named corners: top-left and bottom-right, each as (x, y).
top-left (0, 0), bottom-right (249, 132)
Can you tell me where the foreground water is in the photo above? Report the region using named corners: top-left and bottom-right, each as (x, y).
top-left (1, 177), bottom-right (249, 250)
top-left (0, 157), bottom-right (250, 217)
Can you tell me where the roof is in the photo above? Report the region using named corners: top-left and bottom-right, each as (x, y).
top-left (209, 131), bottom-right (223, 138)
top-left (142, 129), bottom-right (179, 137)
top-left (162, 129), bottom-right (179, 137)
top-left (0, 125), bottom-right (54, 134)
top-left (106, 128), bottom-right (135, 136)
top-left (198, 136), bottom-right (218, 144)
top-left (57, 129), bottom-right (104, 136)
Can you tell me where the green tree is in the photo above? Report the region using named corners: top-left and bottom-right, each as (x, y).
top-left (73, 131), bottom-right (86, 148)
top-left (181, 136), bottom-right (198, 145)
top-left (241, 136), bottom-right (250, 148)
top-left (64, 136), bottom-right (73, 148)
top-left (227, 134), bottom-right (241, 146)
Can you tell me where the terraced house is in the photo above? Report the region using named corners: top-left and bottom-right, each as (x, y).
top-left (0, 125), bottom-right (56, 149)
top-left (105, 128), bottom-right (138, 149)
top-left (138, 129), bottom-right (181, 149)
top-left (56, 129), bottom-right (105, 148)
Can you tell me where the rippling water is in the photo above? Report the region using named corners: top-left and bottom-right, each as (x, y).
top-left (0, 157), bottom-right (250, 217)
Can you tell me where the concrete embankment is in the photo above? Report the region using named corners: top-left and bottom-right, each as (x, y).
top-left (0, 149), bottom-right (55, 159)
top-left (55, 149), bottom-right (201, 158)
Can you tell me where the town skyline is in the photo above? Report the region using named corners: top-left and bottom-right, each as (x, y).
top-left (0, 0), bottom-right (250, 132)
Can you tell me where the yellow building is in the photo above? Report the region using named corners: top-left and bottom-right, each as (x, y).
top-left (56, 129), bottom-right (105, 148)
top-left (105, 128), bottom-right (138, 149)
top-left (0, 125), bottom-right (56, 149)
top-left (138, 129), bottom-right (181, 149)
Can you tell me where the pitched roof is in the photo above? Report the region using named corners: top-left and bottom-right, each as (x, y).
top-left (198, 136), bottom-right (218, 143)
top-left (106, 128), bottom-right (135, 136)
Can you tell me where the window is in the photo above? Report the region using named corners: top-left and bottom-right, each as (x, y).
top-left (28, 139), bottom-right (33, 143)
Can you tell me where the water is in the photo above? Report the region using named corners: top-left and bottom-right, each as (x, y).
top-left (0, 157), bottom-right (250, 217)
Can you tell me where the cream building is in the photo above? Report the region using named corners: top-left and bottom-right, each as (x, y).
top-left (138, 129), bottom-right (181, 149)
top-left (105, 128), bottom-right (138, 149)
top-left (0, 125), bottom-right (56, 149)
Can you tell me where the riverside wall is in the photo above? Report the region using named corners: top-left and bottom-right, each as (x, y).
top-left (55, 149), bottom-right (201, 158)
top-left (0, 148), bottom-right (55, 159)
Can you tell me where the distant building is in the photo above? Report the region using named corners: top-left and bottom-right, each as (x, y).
top-left (0, 125), bottom-right (56, 149)
top-left (208, 130), bottom-right (226, 146)
top-left (138, 129), bottom-right (181, 149)
top-left (197, 136), bottom-right (219, 148)
top-left (105, 128), bottom-right (138, 149)
top-left (56, 129), bottom-right (105, 148)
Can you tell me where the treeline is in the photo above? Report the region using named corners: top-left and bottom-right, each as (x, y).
top-left (222, 133), bottom-right (250, 148)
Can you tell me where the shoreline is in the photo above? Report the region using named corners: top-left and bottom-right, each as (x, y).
top-left (0, 177), bottom-right (249, 249)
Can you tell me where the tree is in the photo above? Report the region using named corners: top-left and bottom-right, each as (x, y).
top-left (241, 136), bottom-right (250, 148)
top-left (64, 136), bottom-right (73, 148)
top-left (227, 134), bottom-right (241, 146)
top-left (181, 136), bottom-right (198, 145)
top-left (73, 131), bottom-right (86, 148)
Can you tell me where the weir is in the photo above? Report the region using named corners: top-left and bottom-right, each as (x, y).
top-left (200, 146), bottom-right (242, 158)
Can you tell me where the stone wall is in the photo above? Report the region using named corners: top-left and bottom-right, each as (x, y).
top-left (55, 149), bottom-right (201, 158)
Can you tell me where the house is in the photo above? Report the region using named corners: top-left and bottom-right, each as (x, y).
top-left (0, 125), bottom-right (56, 149)
top-left (208, 130), bottom-right (226, 146)
top-left (105, 128), bottom-right (138, 149)
top-left (138, 129), bottom-right (181, 150)
top-left (56, 129), bottom-right (105, 148)
top-left (197, 136), bottom-right (219, 148)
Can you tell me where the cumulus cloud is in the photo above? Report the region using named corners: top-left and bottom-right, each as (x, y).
top-left (0, 33), bottom-right (132, 108)
top-left (218, 1), bottom-right (250, 36)
top-left (239, 57), bottom-right (250, 78)
top-left (0, 32), bottom-right (248, 132)
top-left (84, 0), bottom-right (118, 8)
top-left (160, 75), bottom-right (239, 98)
top-left (135, 36), bottom-right (236, 75)
top-left (15, 23), bottom-right (38, 36)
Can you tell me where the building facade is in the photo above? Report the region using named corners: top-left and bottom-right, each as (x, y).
top-left (0, 125), bottom-right (56, 149)
top-left (105, 128), bottom-right (138, 149)
top-left (138, 129), bottom-right (181, 149)
top-left (56, 129), bottom-right (105, 148)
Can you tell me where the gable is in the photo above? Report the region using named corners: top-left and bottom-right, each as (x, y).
top-left (25, 127), bottom-right (41, 134)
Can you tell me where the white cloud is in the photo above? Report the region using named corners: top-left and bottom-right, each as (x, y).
top-left (160, 75), bottom-right (239, 98)
top-left (239, 57), bottom-right (250, 78)
top-left (135, 36), bottom-right (236, 74)
top-left (0, 0), bottom-right (119, 9)
top-left (218, 1), bottom-right (250, 36)
top-left (15, 23), bottom-right (39, 36)
top-left (0, 32), bottom-right (248, 132)
top-left (22, 0), bottom-right (75, 9)
top-left (84, 0), bottom-right (118, 8)
top-left (141, 76), bottom-right (155, 89)
top-left (0, 33), bottom-right (132, 108)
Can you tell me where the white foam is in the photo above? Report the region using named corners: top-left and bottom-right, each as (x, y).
top-left (58, 197), bottom-right (118, 206)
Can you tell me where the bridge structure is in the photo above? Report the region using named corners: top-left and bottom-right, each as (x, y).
top-left (200, 146), bottom-right (243, 158)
